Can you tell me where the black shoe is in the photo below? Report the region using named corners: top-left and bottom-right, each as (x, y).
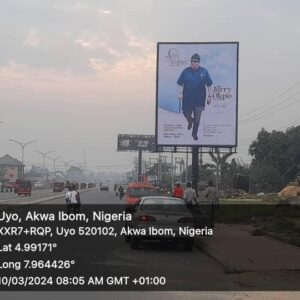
top-left (188, 119), bottom-right (193, 130)
top-left (192, 134), bottom-right (198, 140)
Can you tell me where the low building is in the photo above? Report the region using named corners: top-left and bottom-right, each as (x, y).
top-left (66, 166), bottom-right (83, 182)
top-left (0, 155), bottom-right (23, 182)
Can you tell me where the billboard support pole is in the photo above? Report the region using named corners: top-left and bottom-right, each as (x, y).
top-left (185, 149), bottom-right (188, 184)
top-left (216, 148), bottom-right (220, 191)
top-left (158, 153), bottom-right (161, 182)
top-left (138, 150), bottom-right (142, 182)
top-left (171, 152), bottom-right (174, 187)
top-left (192, 146), bottom-right (199, 192)
top-left (199, 147), bottom-right (203, 184)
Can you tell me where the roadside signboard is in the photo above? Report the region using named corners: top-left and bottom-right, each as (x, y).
top-left (156, 42), bottom-right (239, 147)
top-left (117, 134), bottom-right (155, 152)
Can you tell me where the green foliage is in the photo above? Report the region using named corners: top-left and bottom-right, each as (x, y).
top-left (208, 152), bottom-right (243, 189)
top-left (249, 126), bottom-right (300, 192)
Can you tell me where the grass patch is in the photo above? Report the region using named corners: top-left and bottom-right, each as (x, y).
top-left (208, 202), bottom-right (300, 247)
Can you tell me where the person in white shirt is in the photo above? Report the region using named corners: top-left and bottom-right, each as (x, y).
top-left (65, 184), bottom-right (80, 213)
top-left (204, 180), bottom-right (219, 228)
top-left (183, 182), bottom-right (197, 206)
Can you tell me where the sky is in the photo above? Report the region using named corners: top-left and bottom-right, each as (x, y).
top-left (1, 0), bottom-right (300, 173)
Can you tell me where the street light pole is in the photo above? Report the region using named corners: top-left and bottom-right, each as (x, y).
top-left (9, 139), bottom-right (36, 178)
top-left (35, 150), bottom-right (54, 168)
top-left (61, 160), bottom-right (72, 172)
top-left (48, 156), bottom-right (62, 172)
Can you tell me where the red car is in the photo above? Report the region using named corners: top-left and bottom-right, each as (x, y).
top-left (18, 180), bottom-right (32, 197)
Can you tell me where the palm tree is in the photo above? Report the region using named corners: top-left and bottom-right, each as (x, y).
top-left (209, 152), bottom-right (234, 189)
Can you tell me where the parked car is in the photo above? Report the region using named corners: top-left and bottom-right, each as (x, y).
top-left (125, 196), bottom-right (195, 250)
top-left (100, 185), bottom-right (109, 191)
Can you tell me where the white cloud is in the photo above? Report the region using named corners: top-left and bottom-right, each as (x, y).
top-left (99, 9), bottom-right (112, 14)
top-left (89, 58), bottom-right (110, 72)
top-left (23, 28), bottom-right (41, 48)
top-left (75, 31), bottom-right (121, 57)
top-left (76, 39), bottom-right (93, 49)
top-left (123, 28), bottom-right (154, 52)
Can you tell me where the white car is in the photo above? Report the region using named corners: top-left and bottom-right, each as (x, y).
top-left (125, 196), bottom-right (195, 250)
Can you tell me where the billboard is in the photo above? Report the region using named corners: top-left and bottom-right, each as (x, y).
top-left (156, 42), bottom-right (239, 147)
top-left (117, 134), bottom-right (155, 152)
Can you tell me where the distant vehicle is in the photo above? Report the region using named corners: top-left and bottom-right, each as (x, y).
top-left (14, 179), bottom-right (23, 194)
top-left (125, 182), bottom-right (158, 204)
top-left (18, 180), bottom-right (32, 196)
top-left (125, 196), bottom-right (195, 250)
top-left (4, 182), bottom-right (14, 189)
top-left (33, 181), bottom-right (43, 189)
top-left (88, 183), bottom-right (95, 188)
top-left (0, 181), bottom-right (13, 191)
top-left (100, 185), bottom-right (109, 191)
top-left (53, 182), bottom-right (65, 192)
top-left (80, 183), bottom-right (87, 189)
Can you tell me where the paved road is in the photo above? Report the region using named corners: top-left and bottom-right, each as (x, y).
top-left (1, 188), bottom-right (299, 298)
top-left (46, 186), bottom-right (120, 204)
top-left (2, 188), bottom-right (238, 290)
top-left (43, 189), bottom-right (236, 290)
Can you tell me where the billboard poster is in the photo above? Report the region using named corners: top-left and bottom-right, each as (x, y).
top-left (156, 42), bottom-right (239, 147)
top-left (117, 134), bottom-right (155, 152)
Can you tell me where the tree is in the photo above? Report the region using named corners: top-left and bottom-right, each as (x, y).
top-left (208, 152), bottom-right (234, 189)
top-left (249, 126), bottom-right (300, 192)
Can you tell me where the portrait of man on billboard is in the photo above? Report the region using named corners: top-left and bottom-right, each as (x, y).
top-left (156, 42), bottom-right (238, 147)
top-left (177, 53), bottom-right (213, 141)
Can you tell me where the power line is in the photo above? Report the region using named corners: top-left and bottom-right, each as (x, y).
top-left (239, 81), bottom-right (300, 119)
top-left (240, 90), bottom-right (300, 124)
top-left (240, 94), bottom-right (300, 125)
top-left (277, 117), bottom-right (300, 131)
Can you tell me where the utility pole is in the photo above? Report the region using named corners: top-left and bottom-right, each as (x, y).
top-left (159, 156), bottom-right (167, 185)
top-left (9, 139), bottom-right (36, 178)
top-left (35, 150), bottom-right (54, 168)
top-left (138, 150), bottom-right (142, 182)
top-left (150, 157), bottom-right (158, 181)
top-left (48, 156), bottom-right (62, 172)
top-left (192, 146), bottom-right (199, 192)
top-left (216, 148), bottom-right (220, 192)
top-left (199, 147), bottom-right (203, 185)
top-left (185, 149), bottom-right (189, 184)
top-left (61, 160), bottom-right (72, 172)
top-left (171, 152), bottom-right (174, 187)
top-left (83, 149), bottom-right (87, 178)
top-left (158, 153), bottom-right (161, 182)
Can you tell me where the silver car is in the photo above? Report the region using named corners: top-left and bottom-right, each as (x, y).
top-left (125, 196), bottom-right (195, 250)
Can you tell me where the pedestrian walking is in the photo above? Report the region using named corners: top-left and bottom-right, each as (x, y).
top-left (183, 182), bottom-right (197, 206)
top-left (65, 184), bottom-right (81, 214)
top-left (204, 180), bottom-right (219, 228)
top-left (173, 183), bottom-right (184, 199)
top-left (118, 185), bottom-right (124, 200)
